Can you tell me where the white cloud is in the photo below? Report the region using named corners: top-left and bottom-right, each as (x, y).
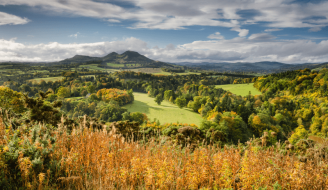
top-left (309, 27), bottom-right (322, 32)
top-left (265, 29), bottom-right (282, 32)
top-left (1, 36), bottom-right (328, 64)
top-left (0, 11), bottom-right (30, 25)
top-left (69, 32), bottom-right (80, 38)
top-left (107, 19), bottom-right (120, 23)
top-left (248, 33), bottom-right (275, 41)
top-left (0, 37), bottom-right (149, 62)
top-left (2, 0), bottom-right (328, 32)
top-left (208, 32), bottom-right (224, 40)
top-left (231, 27), bottom-right (249, 37)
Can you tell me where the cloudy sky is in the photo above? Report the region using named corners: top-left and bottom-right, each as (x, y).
top-left (0, 0), bottom-right (328, 63)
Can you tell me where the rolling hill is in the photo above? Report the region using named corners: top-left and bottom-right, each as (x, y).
top-left (57, 51), bottom-right (173, 68)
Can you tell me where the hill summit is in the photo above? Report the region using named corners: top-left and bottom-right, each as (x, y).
top-left (58, 51), bottom-right (171, 67)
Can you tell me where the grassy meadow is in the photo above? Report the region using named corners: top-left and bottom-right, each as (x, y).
top-left (124, 92), bottom-right (202, 126)
top-left (28, 76), bottom-right (64, 83)
top-left (79, 64), bottom-right (108, 71)
top-left (215, 83), bottom-right (261, 96)
top-left (106, 62), bottom-right (141, 67)
top-left (79, 64), bottom-right (122, 73)
top-left (153, 71), bottom-right (201, 75)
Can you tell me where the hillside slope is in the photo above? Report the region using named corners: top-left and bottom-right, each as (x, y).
top-left (57, 51), bottom-right (173, 68)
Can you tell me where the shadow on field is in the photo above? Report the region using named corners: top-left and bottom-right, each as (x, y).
top-left (125, 100), bottom-right (150, 114)
top-left (159, 105), bottom-right (175, 108)
top-left (125, 99), bottom-right (166, 114)
top-left (148, 106), bottom-right (164, 111)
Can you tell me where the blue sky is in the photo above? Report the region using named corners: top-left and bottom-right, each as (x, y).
top-left (0, 0), bottom-right (328, 63)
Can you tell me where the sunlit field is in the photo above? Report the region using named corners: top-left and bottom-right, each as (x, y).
top-left (123, 92), bottom-right (203, 126)
top-left (216, 83), bottom-right (261, 96)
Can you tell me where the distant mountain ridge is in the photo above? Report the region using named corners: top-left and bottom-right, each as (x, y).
top-left (173, 61), bottom-right (322, 73)
top-left (6, 50), bottom-right (325, 72)
top-left (58, 51), bottom-right (172, 68)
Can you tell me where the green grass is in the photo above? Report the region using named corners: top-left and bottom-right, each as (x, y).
top-left (107, 63), bottom-right (141, 67)
top-left (29, 77), bottom-right (64, 83)
top-left (153, 71), bottom-right (201, 76)
top-left (123, 92), bottom-right (203, 126)
top-left (79, 64), bottom-right (122, 73)
top-left (34, 70), bottom-right (50, 73)
top-left (79, 64), bottom-right (106, 71)
top-left (0, 65), bottom-right (11, 68)
top-left (106, 63), bottom-right (125, 67)
top-left (215, 83), bottom-right (261, 96)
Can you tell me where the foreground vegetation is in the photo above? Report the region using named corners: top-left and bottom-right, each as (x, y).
top-left (1, 116), bottom-right (328, 189)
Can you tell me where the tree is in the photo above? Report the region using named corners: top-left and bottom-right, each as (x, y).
top-left (46, 94), bottom-right (57, 102)
top-left (20, 84), bottom-right (31, 93)
top-left (95, 101), bottom-right (127, 122)
top-left (22, 91), bottom-right (69, 128)
top-left (0, 86), bottom-right (25, 113)
top-left (154, 94), bottom-right (163, 105)
top-left (130, 112), bottom-right (147, 124)
top-left (289, 125), bottom-right (308, 144)
top-left (81, 90), bottom-right (88, 97)
top-left (164, 90), bottom-right (174, 100)
top-left (87, 85), bottom-right (96, 94)
top-left (89, 93), bottom-right (99, 102)
top-left (187, 96), bottom-right (202, 112)
top-left (122, 111), bottom-right (131, 121)
top-left (57, 86), bottom-right (70, 98)
top-left (175, 97), bottom-right (187, 109)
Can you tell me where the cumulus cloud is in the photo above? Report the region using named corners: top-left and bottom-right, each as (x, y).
top-left (0, 11), bottom-right (30, 25)
top-left (1, 36), bottom-right (328, 63)
top-left (231, 27), bottom-right (249, 37)
top-left (2, 0), bottom-right (328, 32)
top-left (0, 37), bottom-right (149, 62)
top-left (207, 32), bottom-right (224, 40)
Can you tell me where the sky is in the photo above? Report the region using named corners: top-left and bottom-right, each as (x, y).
top-left (0, 0), bottom-right (328, 64)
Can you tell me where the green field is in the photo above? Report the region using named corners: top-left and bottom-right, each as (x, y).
top-left (29, 77), bottom-right (64, 83)
top-left (79, 64), bottom-right (122, 72)
top-left (153, 71), bottom-right (200, 75)
top-left (107, 63), bottom-right (141, 67)
top-left (215, 83), bottom-right (261, 96)
top-left (150, 69), bottom-right (200, 76)
top-left (107, 63), bottom-right (125, 67)
top-left (79, 64), bottom-right (106, 71)
top-left (123, 92), bottom-right (203, 126)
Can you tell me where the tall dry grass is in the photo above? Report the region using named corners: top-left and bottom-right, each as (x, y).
top-left (53, 126), bottom-right (328, 189)
top-left (1, 118), bottom-right (328, 189)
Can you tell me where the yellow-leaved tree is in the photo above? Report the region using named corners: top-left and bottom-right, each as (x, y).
top-left (0, 86), bottom-right (25, 113)
top-left (56, 86), bottom-right (70, 98)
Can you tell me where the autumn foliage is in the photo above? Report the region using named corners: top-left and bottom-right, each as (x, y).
top-left (97, 88), bottom-right (133, 106)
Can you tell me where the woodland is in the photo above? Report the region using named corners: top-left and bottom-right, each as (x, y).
top-left (1, 61), bottom-right (328, 189)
